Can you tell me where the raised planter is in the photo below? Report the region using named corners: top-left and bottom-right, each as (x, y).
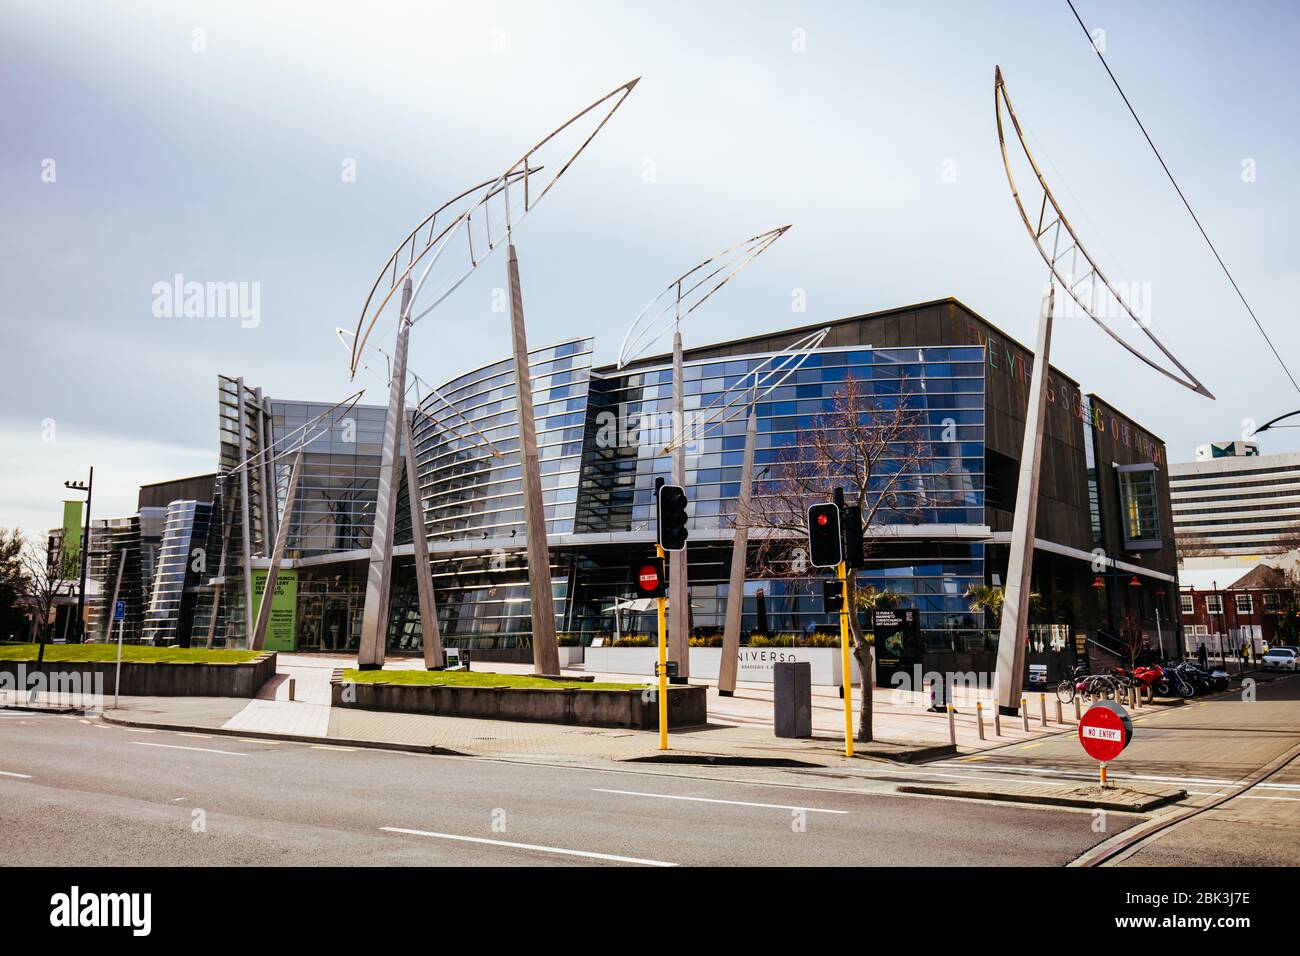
top-left (584, 646), bottom-right (864, 686)
top-left (0, 653), bottom-right (277, 698)
top-left (331, 675), bottom-right (706, 730)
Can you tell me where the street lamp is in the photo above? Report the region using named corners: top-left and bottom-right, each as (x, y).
top-left (62, 467), bottom-right (93, 647)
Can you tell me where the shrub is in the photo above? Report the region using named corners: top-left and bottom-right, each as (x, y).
top-left (689, 635), bottom-right (724, 647)
top-left (556, 633), bottom-right (579, 647)
top-left (612, 635), bottom-right (652, 647)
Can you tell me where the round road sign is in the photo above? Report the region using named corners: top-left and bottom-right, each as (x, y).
top-left (1078, 700), bottom-right (1133, 762)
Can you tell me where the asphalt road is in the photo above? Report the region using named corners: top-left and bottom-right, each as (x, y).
top-left (915, 671), bottom-right (1300, 867)
top-left (0, 710), bottom-right (1134, 867)
top-left (2, 671), bottom-right (1295, 867)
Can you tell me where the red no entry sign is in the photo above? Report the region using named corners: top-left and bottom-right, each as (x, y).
top-left (1078, 700), bottom-right (1133, 762)
top-left (631, 557), bottom-right (666, 598)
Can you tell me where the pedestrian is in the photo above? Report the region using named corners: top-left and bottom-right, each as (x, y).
top-left (1241, 643), bottom-right (1249, 667)
top-left (1197, 642), bottom-right (1208, 669)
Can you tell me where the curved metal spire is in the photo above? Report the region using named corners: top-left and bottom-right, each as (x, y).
top-left (349, 77), bottom-right (640, 377)
top-left (994, 66), bottom-right (1214, 399)
top-left (335, 327), bottom-right (503, 459)
top-left (224, 388), bottom-right (367, 478)
top-left (661, 326), bottom-right (831, 454)
top-left (617, 225), bottom-right (791, 369)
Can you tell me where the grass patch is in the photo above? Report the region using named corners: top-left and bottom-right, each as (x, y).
top-left (0, 643), bottom-right (261, 665)
top-left (342, 668), bottom-right (648, 691)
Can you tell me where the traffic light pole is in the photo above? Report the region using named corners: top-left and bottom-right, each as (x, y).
top-left (838, 560), bottom-right (854, 758)
top-left (656, 543), bottom-right (669, 751)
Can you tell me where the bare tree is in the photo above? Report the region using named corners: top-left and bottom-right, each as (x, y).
top-left (1174, 530), bottom-right (1219, 560)
top-left (741, 375), bottom-right (936, 742)
top-left (16, 532), bottom-right (76, 664)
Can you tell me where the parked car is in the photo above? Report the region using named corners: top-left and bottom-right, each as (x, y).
top-left (1261, 646), bottom-right (1300, 671)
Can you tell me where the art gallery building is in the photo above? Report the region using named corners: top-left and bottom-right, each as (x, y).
top-left (77, 298), bottom-right (1181, 681)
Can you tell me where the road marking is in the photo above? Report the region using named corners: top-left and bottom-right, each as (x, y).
top-left (1020, 742), bottom-right (1043, 750)
top-left (380, 827), bottom-right (676, 866)
top-left (174, 732), bottom-right (213, 739)
top-left (591, 788), bottom-right (849, 814)
top-left (132, 742), bottom-right (247, 757)
top-left (123, 727), bottom-right (156, 734)
top-left (311, 744), bottom-right (357, 752)
top-left (0, 770), bottom-right (32, 779)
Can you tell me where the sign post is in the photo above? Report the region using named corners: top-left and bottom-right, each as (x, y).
top-left (113, 599), bottom-right (126, 709)
top-left (656, 545), bottom-right (668, 751)
top-left (1078, 700), bottom-right (1134, 788)
top-left (838, 560), bottom-right (853, 758)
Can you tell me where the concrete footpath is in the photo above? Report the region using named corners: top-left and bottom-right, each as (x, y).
top-left (86, 652), bottom-right (1094, 770)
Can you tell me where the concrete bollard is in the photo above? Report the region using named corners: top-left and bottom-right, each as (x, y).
top-left (288, 677), bottom-right (296, 702)
top-left (1054, 697), bottom-right (1063, 724)
top-left (1021, 699), bottom-right (1029, 732)
top-left (993, 705), bottom-right (1002, 737)
top-left (947, 703), bottom-right (957, 746)
top-left (976, 702), bottom-right (985, 740)
top-left (1039, 693), bottom-right (1047, 726)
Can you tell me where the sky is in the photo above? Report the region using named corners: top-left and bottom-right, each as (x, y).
top-left (2, 0), bottom-right (1298, 542)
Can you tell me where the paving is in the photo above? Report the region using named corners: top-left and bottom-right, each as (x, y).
top-left (896, 780), bottom-right (1186, 812)
top-left (95, 651), bottom-right (1083, 769)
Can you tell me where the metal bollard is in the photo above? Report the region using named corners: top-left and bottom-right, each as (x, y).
top-left (1039, 693), bottom-right (1047, 727)
top-left (1074, 694), bottom-right (1081, 722)
top-left (288, 677), bottom-right (296, 702)
top-left (1021, 698), bottom-right (1029, 732)
top-left (1054, 697), bottom-right (1063, 724)
top-left (976, 702), bottom-right (985, 740)
top-left (993, 705), bottom-right (1002, 737)
top-left (947, 703), bottom-right (957, 746)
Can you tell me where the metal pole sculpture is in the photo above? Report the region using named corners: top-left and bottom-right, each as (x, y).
top-left (507, 243), bottom-right (560, 675)
top-left (669, 329), bottom-right (689, 679)
top-left (618, 226), bottom-right (791, 682)
top-left (224, 390), bottom-right (367, 652)
top-left (991, 66), bottom-right (1214, 714)
top-left (350, 79), bottom-right (639, 674)
top-left (718, 400), bottom-right (757, 697)
top-left (402, 413), bottom-right (445, 669)
top-left (994, 285), bottom-right (1054, 713)
top-left (358, 279), bottom-right (412, 669)
top-left (661, 329), bottom-right (831, 692)
top-left (251, 449), bottom-right (303, 652)
top-left (340, 326), bottom-right (500, 670)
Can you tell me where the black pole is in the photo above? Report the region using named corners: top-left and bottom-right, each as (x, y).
top-left (74, 466), bottom-right (93, 643)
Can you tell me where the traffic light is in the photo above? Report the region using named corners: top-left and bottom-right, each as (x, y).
top-left (842, 504), bottom-right (865, 569)
top-left (631, 557), bottom-right (667, 598)
top-left (823, 579), bottom-right (843, 614)
top-left (657, 483), bottom-right (689, 552)
top-left (807, 502), bottom-right (842, 567)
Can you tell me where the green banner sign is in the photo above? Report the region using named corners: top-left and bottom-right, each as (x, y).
top-left (252, 568), bottom-right (298, 652)
top-left (60, 500), bottom-right (83, 579)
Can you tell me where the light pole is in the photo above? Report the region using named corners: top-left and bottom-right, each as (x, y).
top-left (63, 467), bottom-right (93, 647)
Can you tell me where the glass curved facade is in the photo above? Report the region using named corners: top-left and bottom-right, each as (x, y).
top-left (405, 338), bottom-right (987, 648)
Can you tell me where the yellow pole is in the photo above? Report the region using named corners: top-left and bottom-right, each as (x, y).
top-left (657, 544), bottom-right (668, 751)
top-left (839, 561), bottom-right (854, 757)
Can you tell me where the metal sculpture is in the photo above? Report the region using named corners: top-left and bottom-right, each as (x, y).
top-left (349, 78), bottom-right (640, 377)
top-left (991, 66), bottom-right (1214, 715)
top-left (616, 226), bottom-right (791, 370)
top-left (617, 225), bottom-right (791, 681)
top-left (354, 79), bottom-right (639, 674)
top-left (995, 66), bottom-right (1213, 399)
top-left (661, 326), bottom-right (830, 454)
top-left (337, 326), bottom-right (502, 460)
top-left (223, 389), bottom-right (366, 651)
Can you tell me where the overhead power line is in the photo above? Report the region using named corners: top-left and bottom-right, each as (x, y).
top-left (1066, 0), bottom-right (1300, 398)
